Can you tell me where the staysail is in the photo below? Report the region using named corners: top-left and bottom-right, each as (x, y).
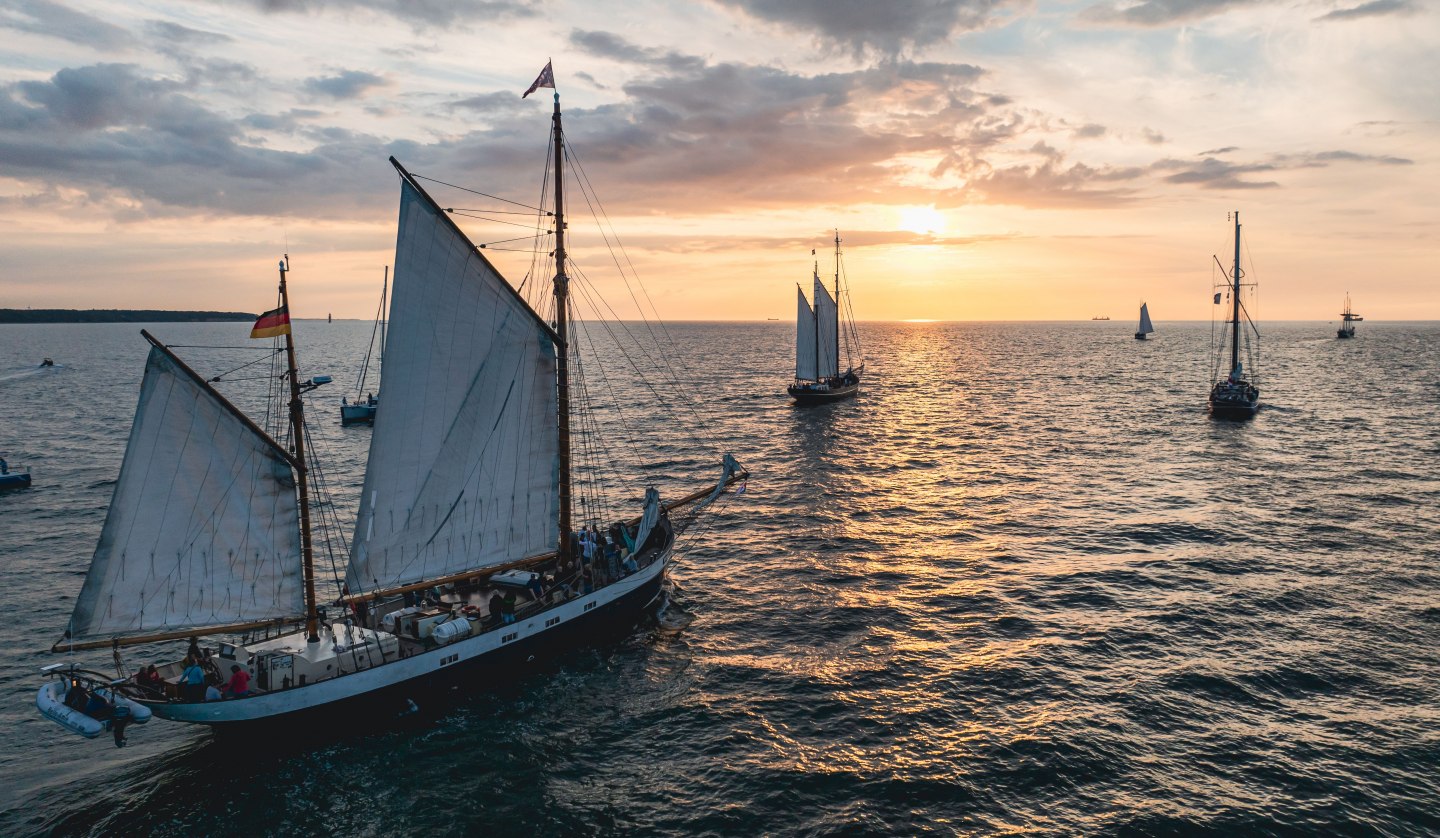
top-left (795, 286), bottom-right (817, 381)
top-left (65, 345), bottom-right (304, 644)
top-left (347, 174), bottom-right (560, 594)
top-left (1138, 303), bottom-right (1154, 335)
top-left (814, 276), bottom-right (839, 378)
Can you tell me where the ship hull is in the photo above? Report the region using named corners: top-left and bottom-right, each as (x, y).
top-left (788, 371), bottom-right (861, 405)
top-left (139, 552), bottom-right (668, 728)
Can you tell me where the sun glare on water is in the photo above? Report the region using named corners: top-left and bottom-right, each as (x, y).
top-left (899, 205), bottom-right (947, 236)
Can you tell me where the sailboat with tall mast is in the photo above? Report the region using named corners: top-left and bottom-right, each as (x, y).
top-left (788, 230), bottom-right (863, 404)
top-left (1337, 294), bottom-right (1362, 339)
top-left (341, 267), bottom-right (387, 425)
top-left (1208, 211), bottom-right (1260, 419)
top-left (37, 66), bottom-right (746, 740)
top-left (1134, 302), bottom-right (1154, 340)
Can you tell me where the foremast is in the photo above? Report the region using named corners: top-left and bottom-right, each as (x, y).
top-left (833, 230), bottom-right (842, 373)
top-left (551, 92), bottom-right (574, 563)
top-left (278, 257), bottom-right (321, 643)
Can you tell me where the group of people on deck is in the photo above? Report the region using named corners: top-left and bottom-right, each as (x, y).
top-left (131, 640), bottom-right (251, 703)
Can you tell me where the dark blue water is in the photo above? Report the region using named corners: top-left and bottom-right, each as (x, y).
top-left (1, 320), bottom-right (1437, 836)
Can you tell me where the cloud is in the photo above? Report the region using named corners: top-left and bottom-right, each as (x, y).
top-left (1285, 149), bottom-right (1413, 166)
top-left (1153, 156), bottom-right (1279, 189)
top-left (1198, 146), bottom-right (1238, 156)
top-left (1315, 0), bottom-right (1415, 20)
top-left (1072, 122), bottom-right (1106, 139)
top-left (709, 0), bottom-right (1013, 57)
top-left (570, 30), bottom-right (706, 73)
top-left (1142, 128), bottom-right (1166, 144)
top-left (144, 20), bottom-right (232, 46)
top-left (225, 0), bottom-right (538, 29)
top-left (1078, 0), bottom-right (1263, 28)
top-left (303, 70), bottom-right (387, 100)
top-left (973, 159), bottom-right (1146, 207)
top-left (0, 0), bottom-right (133, 50)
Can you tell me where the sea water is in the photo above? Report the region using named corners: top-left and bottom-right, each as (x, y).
top-left (0, 320), bottom-right (1436, 835)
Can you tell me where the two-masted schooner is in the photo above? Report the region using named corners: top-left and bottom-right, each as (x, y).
top-left (788, 230), bottom-right (863, 404)
top-left (1208, 211), bottom-right (1260, 419)
top-left (37, 69), bottom-right (746, 742)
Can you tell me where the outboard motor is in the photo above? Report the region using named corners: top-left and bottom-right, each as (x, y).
top-left (110, 703), bottom-right (132, 747)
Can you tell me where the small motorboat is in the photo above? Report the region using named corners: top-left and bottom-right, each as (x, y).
top-left (36, 665), bottom-right (152, 747)
top-left (0, 464), bottom-right (30, 491)
top-left (40, 358), bottom-right (53, 367)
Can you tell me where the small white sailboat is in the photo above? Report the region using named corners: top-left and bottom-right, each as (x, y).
top-left (1208, 211), bottom-right (1260, 419)
top-left (341, 267), bottom-right (386, 426)
top-left (38, 65), bottom-right (747, 741)
top-left (1134, 302), bottom-right (1154, 340)
top-left (788, 230), bottom-right (863, 404)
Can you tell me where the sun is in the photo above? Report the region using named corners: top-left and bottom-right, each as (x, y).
top-left (898, 205), bottom-right (947, 236)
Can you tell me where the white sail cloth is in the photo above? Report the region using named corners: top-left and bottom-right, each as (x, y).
top-left (347, 179), bottom-right (559, 593)
top-left (66, 347), bottom-right (304, 643)
top-left (1138, 303), bottom-right (1154, 334)
top-left (795, 286), bottom-right (817, 381)
top-left (814, 277), bottom-right (839, 378)
top-left (632, 487), bottom-right (662, 556)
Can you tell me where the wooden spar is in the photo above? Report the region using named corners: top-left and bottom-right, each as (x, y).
top-left (624, 468), bottom-right (751, 526)
top-left (552, 90), bottom-right (573, 562)
top-left (1231, 211), bottom-right (1241, 376)
top-left (343, 469), bottom-right (750, 605)
top-left (52, 618), bottom-right (306, 653)
top-left (341, 551), bottom-right (557, 605)
top-left (139, 331), bottom-right (299, 471)
top-left (277, 257), bottom-right (321, 644)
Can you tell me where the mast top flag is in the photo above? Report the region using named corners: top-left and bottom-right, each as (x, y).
top-left (522, 61), bottom-right (555, 99)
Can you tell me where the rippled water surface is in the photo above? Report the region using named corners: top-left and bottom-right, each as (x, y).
top-left (1, 320), bottom-right (1437, 836)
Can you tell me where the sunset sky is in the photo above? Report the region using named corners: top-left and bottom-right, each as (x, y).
top-left (0, 0), bottom-right (1435, 321)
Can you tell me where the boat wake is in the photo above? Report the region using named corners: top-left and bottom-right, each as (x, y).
top-left (0, 363), bottom-right (62, 383)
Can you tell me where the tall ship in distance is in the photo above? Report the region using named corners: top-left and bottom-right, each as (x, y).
top-left (1207, 210), bottom-right (1260, 419)
top-left (1337, 294), bottom-right (1362, 339)
top-left (789, 230), bottom-right (864, 404)
top-left (36, 64), bottom-right (747, 742)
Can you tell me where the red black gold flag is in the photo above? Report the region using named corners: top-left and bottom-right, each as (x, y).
top-left (250, 306), bottom-right (291, 339)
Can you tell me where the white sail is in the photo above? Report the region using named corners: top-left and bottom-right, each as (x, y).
top-left (795, 286), bottom-right (817, 381)
top-left (66, 346), bottom-right (304, 643)
top-left (632, 487), bottom-right (662, 557)
top-left (814, 277), bottom-right (839, 378)
top-left (347, 179), bottom-right (559, 593)
top-left (1138, 303), bottom-right (1154, 335)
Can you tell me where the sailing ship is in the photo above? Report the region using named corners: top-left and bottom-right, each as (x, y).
top-left (340, 268), bottom-right (386, 426)
top-left (37, 69), bottom-right (746, 741)
top-left (1134, 302), bottom-right (1154, 340)
top-left (788, 231), bottom-right (863, 404)
top-left (1337, 294), bottom-right (1362, 339)
top-left (1208, 211), bottom-right (1260, 419)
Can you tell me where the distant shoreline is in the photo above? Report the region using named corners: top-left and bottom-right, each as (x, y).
top-left (0, 309), bottom-right (256, 324)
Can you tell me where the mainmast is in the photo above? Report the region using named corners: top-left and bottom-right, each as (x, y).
top-left (278, 256), bottom-right (320, 643)
top-left (1231, 211), bottom-right (1242, 377)
top-left (551, 92), bottom-right (573, 560)
top-left (833, 229), bottom-right (842, 372)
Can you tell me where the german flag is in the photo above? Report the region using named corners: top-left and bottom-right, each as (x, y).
top-left (250, 305), bottom-right (291, 339)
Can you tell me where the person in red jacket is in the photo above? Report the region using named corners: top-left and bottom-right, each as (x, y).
top-left (223, 665), bottom-right (251, 698)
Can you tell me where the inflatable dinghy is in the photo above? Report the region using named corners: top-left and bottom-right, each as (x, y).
top-left (37, 677), bottom-right (152, 744)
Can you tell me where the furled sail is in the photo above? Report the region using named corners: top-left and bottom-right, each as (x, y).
top-left (1138, 303), bottom-right (1154, 335)
top-left (795, 286), bottom-right (817, 381)
top-left (65, 346), bottom-right (304, 644)
top-left (814, 276), bottom-right (839, 378)
top-left (348, 177), bottom-right (559, 593)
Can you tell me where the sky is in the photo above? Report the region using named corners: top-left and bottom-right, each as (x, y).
top-left (0, 0), bottom-right (1435, 322)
